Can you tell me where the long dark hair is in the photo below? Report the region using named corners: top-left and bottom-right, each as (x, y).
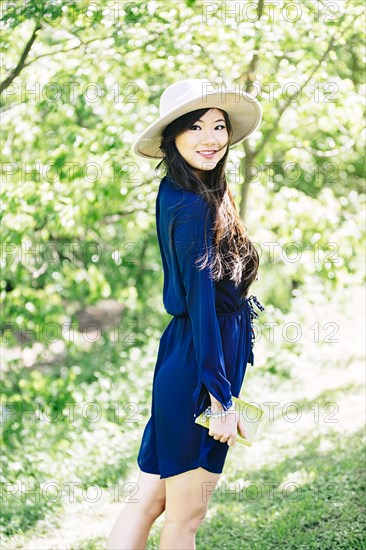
top-left (155, 107), bottom-right (259, 299)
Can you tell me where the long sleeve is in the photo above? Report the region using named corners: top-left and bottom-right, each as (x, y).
top-left (172, 192), bottom-right (233, 418)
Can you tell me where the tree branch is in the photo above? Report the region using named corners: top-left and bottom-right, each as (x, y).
top-left (103, 207), bottom-right (150, 224)
top-left (240, 0), bottom-right (265, 97)
top-left (259, 10), bottom-right (358, 151)
top-left (236, 0), bottom-right (265, 220)
top-left (22, 36), bottom-right (105, 68)
top-left (238, 6), bottom-right (358, 220)
top-left (0, 22), bottom-right (42, 93)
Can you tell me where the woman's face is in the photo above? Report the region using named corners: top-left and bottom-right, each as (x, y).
top-left (175, 108), bottom-right (229, 173)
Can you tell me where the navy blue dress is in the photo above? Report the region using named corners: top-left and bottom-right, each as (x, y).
top-left (137, 175), bottom-right (264, 479)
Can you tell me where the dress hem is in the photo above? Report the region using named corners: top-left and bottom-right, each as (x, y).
top-left (138, 463), bottom-right (224, 480)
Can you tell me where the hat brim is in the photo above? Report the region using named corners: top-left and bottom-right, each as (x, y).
top-left (131, 91), bottom-right (262, 159)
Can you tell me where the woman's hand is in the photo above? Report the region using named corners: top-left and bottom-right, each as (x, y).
top-left (208, 409), bottom-right (248, 447)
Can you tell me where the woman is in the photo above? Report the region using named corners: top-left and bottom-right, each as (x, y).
top-left (106, 78), bottom-right (265, 549)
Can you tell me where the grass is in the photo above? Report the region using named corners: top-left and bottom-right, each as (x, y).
top-left (68, 427), bottom-right (366, 550)
top-left (199, 429), bottom-right (365, 550)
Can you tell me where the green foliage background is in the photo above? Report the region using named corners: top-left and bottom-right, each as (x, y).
top-left (1, 1), bottom-right (365, 548)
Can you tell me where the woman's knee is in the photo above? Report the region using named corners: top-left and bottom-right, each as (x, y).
top-left (129, 499), bottom-right (165, 522)
top-left (148, 496), bottom-right (166, 519)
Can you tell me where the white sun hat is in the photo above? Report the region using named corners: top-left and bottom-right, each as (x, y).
top-left (132, 78), bottom-right (262, 159)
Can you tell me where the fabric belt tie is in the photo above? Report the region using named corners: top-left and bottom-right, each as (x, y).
top-left (246, 294), bottom-right (265, 350)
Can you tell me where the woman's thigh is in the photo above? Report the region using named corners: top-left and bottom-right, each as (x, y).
top-left (164, 467), bottom-right (220, 524)
top-left (133, 470), bottom-right (166, 517)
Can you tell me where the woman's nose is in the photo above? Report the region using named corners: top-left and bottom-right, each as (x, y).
top-left (200, 130), bottom-right (217, 145)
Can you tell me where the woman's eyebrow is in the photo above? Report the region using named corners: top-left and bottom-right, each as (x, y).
top-left (196, 118), bottom-right (226, 123)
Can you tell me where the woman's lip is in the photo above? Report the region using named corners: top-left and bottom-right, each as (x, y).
top-left (197, 151), bottom-right (217, 157)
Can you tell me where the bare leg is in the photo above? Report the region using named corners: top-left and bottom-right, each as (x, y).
top-left (106, 470), bottom-right (166, 550)
top-left (159, 467), bottom-right (220, 550)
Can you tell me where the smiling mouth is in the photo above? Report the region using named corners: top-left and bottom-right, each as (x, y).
top-left (197, 150), bottom-right (217, 157)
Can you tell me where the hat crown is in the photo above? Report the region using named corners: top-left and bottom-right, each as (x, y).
top-left (159, 78), bottom-right (212, 117)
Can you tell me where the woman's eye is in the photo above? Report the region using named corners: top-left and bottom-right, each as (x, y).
top-left (189, 124), bottom-right (226, 131)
